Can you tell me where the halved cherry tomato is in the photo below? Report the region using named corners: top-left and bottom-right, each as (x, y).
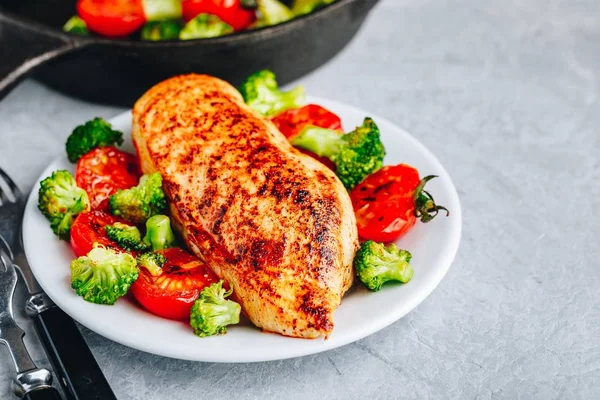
top-left (182, 0), bottom-right (256, 31)
top-left (350, 164), bottom-right (448, 243)
top-left (77, 0), bottom-right (146, 37)
top-left (76, 146), bottom-right (141, 212)
top-left (70, 211), bottom-right (129, 257)
top-left (131, 248), bottom-right (219, 320)
top-left (271, 104), bottom-right (343, 139)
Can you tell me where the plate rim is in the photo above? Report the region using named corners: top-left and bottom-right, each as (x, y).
top-left (23, 96), bottom-right (462, 362)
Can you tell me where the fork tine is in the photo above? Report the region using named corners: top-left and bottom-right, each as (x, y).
top-left (0, 167), bottom-right (22, 200)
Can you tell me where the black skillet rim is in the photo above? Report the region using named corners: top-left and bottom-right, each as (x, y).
top-left (0, 0), bottom-right (359, 47)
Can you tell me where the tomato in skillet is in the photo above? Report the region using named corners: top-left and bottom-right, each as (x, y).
top-left (77, 0), bottom-right (146, 37)
top-left (70, 211), bottom-right (129, 257)
top-left (131, 248), bottom-right (220, 320)
top-left (350, 164), bottom-right (449, 243)
top-left (75, 146), bottom-right (141, 212)
top-left (271, 104), bottom-right (343, 139)
top-left (182, 0), bottom-right (256, 31)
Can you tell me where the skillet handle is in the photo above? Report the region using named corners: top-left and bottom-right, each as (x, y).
top-left (0, 12), bottom-right (80, 102)
top-left (350, 0), bottom-right (380, 20)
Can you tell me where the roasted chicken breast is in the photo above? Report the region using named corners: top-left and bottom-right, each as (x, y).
top-left (132, 74), bottom-right (358, 338)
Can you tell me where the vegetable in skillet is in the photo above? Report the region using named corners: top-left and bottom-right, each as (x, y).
top-left (143, 0), bottom-right (183, 21)
top-left (38, 170), bottom-right (91, 240)
top-left (109, 173), bottom-right (167, 225)
top-left (105, 222), bottom-right (149, 252)
top-left (143, 215), bottom-right (177, 251)
top-left (182, 0), bottom-right (256, 31)
top-left (179, 13), bottom-right (234, 39)
top-left (239, 69), bottom-right (305, 116)
top-left (290, 117), bottom-right (385, 190)
top-left (291, 0), bottom-right (335, 16)
top-left (141, 20), bottom-right (183, 40)
top-left (253, 0), bottom-right (293, 27)
top-left (136, 252), bottom-right (167, 276)
top-left (190, 280), bottom-right (241, 337)
top-left (77, 0), bottom-right (146, 37)
top-left (66, 118), bottom-right (124, 163)
top-left (70, 247), bottom-right (139, 305)
top-left (63, 15), bottom-right (89, 35)
top-left (354, 241), bottom-right (414, 291)
top-left (350, 164), bottom-right (449, 242)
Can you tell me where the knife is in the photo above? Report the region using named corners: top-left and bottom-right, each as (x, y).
top-left (0, 235), bottom-right (61, 400)
top-left (0, 170), bottom-right (117, 400)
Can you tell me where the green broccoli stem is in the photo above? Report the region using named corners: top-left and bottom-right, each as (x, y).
top-left (413, 175), bottom-right (450, 223)
top-left (290, 126), bottom-right (343, 157)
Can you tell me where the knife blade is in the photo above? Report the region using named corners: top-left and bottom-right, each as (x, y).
top-left (0, 236), bottom-right (61, 400)
top-left (0, 186), bottom-right (116, 400)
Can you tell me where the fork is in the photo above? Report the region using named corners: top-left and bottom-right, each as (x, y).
top-left (0, 235), bottom-right (60, 399)
top-left (0, 167), bottom-right (116, 400)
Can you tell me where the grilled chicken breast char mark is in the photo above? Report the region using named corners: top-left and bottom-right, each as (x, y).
top-left (132, 74), bottom-right (358, 338)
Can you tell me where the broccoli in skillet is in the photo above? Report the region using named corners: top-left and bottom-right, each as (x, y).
top-left (143, 215), bottom-right (176, 251)
top-left (38, 170), bottom-right (90, 240)
top-left (109, 173), bottom-right (167, 225)
top-left (65, 118), bottom-right (123, 163)
top-left (291, 0), bottom-right (336, 16)
top-left (105, 223), bottom-right (149, 252)
top-left (254, 0), bottom-right (294, 27)
top-left (238, 69), bottom-right (305, 116)
top-left (354, 241), bottom-right (414, 291)
top-left (290, 117), bottom-right (385, 189)
top-left (136, 252), bottom-right (167, 276)
top-left (62, 16), bottom-right (89, 35)
top-left (70, 247), bottom-right (139, 305)
top-left (141, 20), bottom-right (183, 41)
top-left (179, 14), bottom-right (234, 40)
top-left (190, 281), bottom-right (241, 337)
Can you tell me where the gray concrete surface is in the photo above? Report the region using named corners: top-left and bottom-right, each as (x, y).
top-left (1, 0), bottom-right (599, 398)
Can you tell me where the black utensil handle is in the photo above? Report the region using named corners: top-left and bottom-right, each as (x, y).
top-left (23, 387), bottom-right (62, 400)
top-left (34, 306), bottom-right (117, 400)
top-left (0, 12), bottom-right (80, 101)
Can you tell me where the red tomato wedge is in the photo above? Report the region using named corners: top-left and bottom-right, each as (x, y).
top-left (182, 0), bottom-right (256, 31)
top-left (350, 164), bottom-right (449, 243)
top-left (77, 0), bottom-right (146, 37)
top-left (75, 146), bottom-right (141, 212)
top-left (70, 211), bottom-right (129, 257)
top-left (271, 104), bottom-right (343, 139)
top-left (131, 248), bottom-right (220, 320)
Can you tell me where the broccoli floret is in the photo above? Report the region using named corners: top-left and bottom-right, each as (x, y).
top-left (291, 117), bottom-right (385, 189)
top-left (62, 16), bottom-right (89, 35)
top-left (65, 118), bottom-right (123, 163)
top-left (38, 170), bottom-right (90, 240)
top-left (238, 69), bottom-right (305, 116)
top-left (70, 247), bottom-right (139, 305)
top-left (141, 20), bottom-right (182, 41)
top-left (179, 14), bottom-right (234, 40)
top-left (109, 173), bottom-right (167, 225)
top-left (354, 241), bottom-right (414, 291)
top-left (291, 0), bottom-right (336, 16)
top-left (105, 222), bottom-right (149, 252)
top-left (136, 252), bottom-right (167, 276)
top-left (190, 281), bottom-right (241, 337)
top-left (254, 0), bottom-right (294, 27)
top-left (143, 215), bottom-right (176, 251)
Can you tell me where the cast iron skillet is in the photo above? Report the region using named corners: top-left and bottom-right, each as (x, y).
top-left (0, 0), bottom-right (379, 106)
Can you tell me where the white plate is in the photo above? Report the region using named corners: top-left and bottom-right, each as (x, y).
top-left (23, 97), bottom-right (462, 363)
